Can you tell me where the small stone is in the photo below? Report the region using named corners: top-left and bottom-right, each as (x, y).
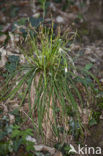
top-left (34, 145), bottom-right (55, 155)
top-left (32, 12), bottom-right (40, 18)
top-left (100, 78), bottom-right (103, 83)
top-left (56, 16), bottom-right (64, 23)
top-left (100, 114), bottom-right (103, 120)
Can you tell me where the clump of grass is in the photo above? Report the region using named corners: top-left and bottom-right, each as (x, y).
top-left (0, 25), bottom-right (99, 143)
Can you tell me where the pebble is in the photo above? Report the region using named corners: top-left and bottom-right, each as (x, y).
top-left (32, 12), bottom-right (40, 18)
top-left (56, 16), bottom-right (64, 23)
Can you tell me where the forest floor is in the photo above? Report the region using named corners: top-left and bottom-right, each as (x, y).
top-left (0, 0), bottom-right (103, 156)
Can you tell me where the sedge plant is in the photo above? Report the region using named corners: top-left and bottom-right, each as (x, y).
top-left (0, 25), bottom-right (100, 143)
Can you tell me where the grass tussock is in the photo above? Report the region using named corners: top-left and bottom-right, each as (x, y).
top-left (0, 25), bottom-right (99, 143)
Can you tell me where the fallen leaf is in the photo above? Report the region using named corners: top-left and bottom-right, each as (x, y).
top-left (53, 151), bottom-right (63, 156)
top-left (0, 34), bottom-right (7, 43)
top-left (0, 48), bottom-right (7, 67)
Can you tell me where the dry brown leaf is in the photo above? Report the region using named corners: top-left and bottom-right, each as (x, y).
top-left (53, 151), bottom-right (63, 156)
top-left (82, 109), bottom-right (91, 125)
top-left (0, 35), bottom-right (7, 43)
top-left (0, 48), bottom-right (7, 67)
